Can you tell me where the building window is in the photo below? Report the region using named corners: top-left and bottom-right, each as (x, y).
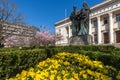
top-left (66, 27), bottom-right (69, 34)
top-left (17, 28), bottom-right (21, 34)
top-left (33, 27), bottom-right (37, 35)
top-left (70, 25), bottom-right (72, 29)
top-left (103, 17), bottom-right (108, 24)
top-left (59, 29), bottom-right (61, 35)
top-left (94, 34), bottom-right (97, 43)
top-left (0, 24), bottom-right (2, 28)
top-left (116, 31), bottom-right (120, 43)
top-left (116, 14), bottom-right (120, 21)
top-left (93, 20), bottom-right (97, 27)
top-left (59, 29), bottom-right (61, 32)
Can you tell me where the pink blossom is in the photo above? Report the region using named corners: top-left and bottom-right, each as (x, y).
top-left (35, 31), bottom-right (55, 46)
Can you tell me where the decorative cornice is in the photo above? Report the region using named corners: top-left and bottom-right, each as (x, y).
top-left (90, 0), bottom-right (120, 18)
top-left (56, 22), bottom-right (71, 29)
top-left (90, 0), bottom-right (112, 10)
top-left (55, 0), bottom-right (119, 26)
top-left (55, 17), bottom-right (70, 27)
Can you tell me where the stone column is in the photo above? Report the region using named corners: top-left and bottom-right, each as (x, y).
top-left (68, 25), bottom-right (71, 45)
top-left (97, 16), bottom-right (102, 44)
top-left (70, 25), bottom-right (72, 37)
top-left (89, 19), bottom-right (92, 35)
top-left (109, 12), bottom-right (114, 44)
top-left (68, 25), bottom-right (71, 38)
top-left (89, 19), bottom-right (93, 44)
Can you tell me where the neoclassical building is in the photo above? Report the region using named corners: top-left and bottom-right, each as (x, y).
top-left (55, 0), bottom-right (120, 46)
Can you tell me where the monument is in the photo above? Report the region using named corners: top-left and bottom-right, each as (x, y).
top-left (69, 2), bottom-right (92, 45)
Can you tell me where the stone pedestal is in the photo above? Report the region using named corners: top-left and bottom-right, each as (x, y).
top-left (69, 35), bottom-right (92, 45)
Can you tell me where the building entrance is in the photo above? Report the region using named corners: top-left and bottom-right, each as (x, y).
top-left (104, 32), bottom-right (109, 44)
top-left (116, 31), bottom-right (120, 43)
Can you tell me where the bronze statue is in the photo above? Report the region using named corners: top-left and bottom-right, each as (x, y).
top-left (78, 2), bottom-right (91, 35)
top-left (70, 2), bottom-right (90, 36)
top-left (70, 6), bottom-right (79, 36)
top-left (69, 2), bottom-right (92, 45)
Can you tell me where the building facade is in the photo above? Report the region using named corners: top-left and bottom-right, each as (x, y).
top-left (55, 0), bottom-right (120, 46)
top-left (0, 20), bottom-right (39, 46)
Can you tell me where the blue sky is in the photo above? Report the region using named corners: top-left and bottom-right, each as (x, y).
top-left (10, 0), bottom-right (104, 34)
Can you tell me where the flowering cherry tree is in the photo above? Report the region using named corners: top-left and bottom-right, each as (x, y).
top-left (4, 36), bottom-right (20, 47)
top-left (35, 31), bottom-right (55, 46)
top-left (4, 36), bottom-right (26, 47)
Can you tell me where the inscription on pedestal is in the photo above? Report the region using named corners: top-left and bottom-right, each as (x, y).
top-left (69, 35), bottom-right (92, 45)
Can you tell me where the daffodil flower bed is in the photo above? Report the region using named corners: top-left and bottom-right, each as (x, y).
top-left (7, 52), bottom-right (120, 80)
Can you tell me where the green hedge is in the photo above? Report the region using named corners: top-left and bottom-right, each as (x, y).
top-left (77, 50), bottom-right (120, 70)
top-left (1, 45), bottom-right (120, 79)
top-left (0, 49), bottom-right (47, 80)
top-left (58, 45), bottom-right (117, 52)
top-left (45, 45), bottom-right (120, 70)
top-left (0, 48), bottom-right (19, 52)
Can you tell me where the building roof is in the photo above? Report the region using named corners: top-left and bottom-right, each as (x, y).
top-left (54, 17), bottom-right (70, 26)
top-left (90, 0), bottom-right (112, 10)
top-left (55, 0), bottom-right (114, 26)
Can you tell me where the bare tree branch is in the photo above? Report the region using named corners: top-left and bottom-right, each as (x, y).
top-left (0, 0), bottom-right (26, 43)
top-left (0, 0), bottom-right (25, 24)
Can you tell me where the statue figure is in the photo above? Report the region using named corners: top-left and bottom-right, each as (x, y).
top-left (69, 2), bottom-right (92, 45)
top-left (70, 6), bottom-right (79, 37)
top-left (78, 2), bottom-right (91, 35)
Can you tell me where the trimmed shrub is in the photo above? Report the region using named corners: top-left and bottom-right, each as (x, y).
top-left (0, 49), bottom-right (47, 79)
top-left (1, 45), bottom-right (120, 79)
top-left (7, 53), bottom-right (119, 80)
top-left (44, 45), bottom-right (120, 70)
